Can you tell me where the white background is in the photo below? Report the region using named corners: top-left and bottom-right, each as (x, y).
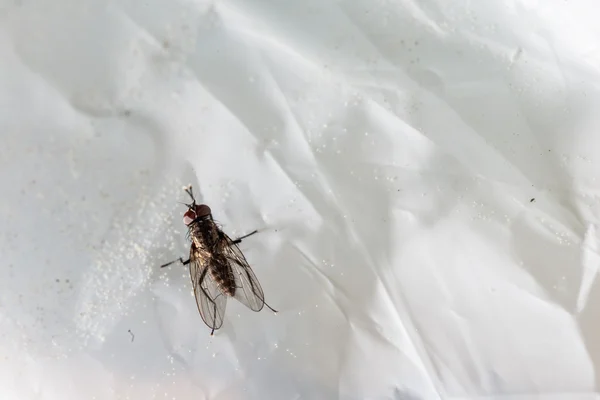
top-left (2, 0), bottom-right (600, 399)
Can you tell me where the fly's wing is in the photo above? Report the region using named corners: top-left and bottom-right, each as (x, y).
top-left (221, 234), bottom-right (266, 312)
top-left (189, 243), bottom-right (227, 331)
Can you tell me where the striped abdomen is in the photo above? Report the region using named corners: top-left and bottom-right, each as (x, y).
top-left (209, 255), bottom-right (236, 297)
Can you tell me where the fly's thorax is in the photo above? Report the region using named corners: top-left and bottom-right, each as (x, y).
top-left (188, 219), bottom-right (220, 248)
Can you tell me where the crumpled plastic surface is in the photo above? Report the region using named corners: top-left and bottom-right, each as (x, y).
top-left (2, 0), bottom-right (600, 399)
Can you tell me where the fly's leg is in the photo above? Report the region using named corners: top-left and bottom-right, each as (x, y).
top-left (197, 267), bottom-right (220, 336)
top-left (231, 230), bottom-right (258, 245)
top-left (197, 271), bottom-right (215, 337)
top-left (160, 257), bottom-right (190, 268)
top-left (263, 301), bottom-right (278, 313)
top-left (210, 300), bottom-right (217, 336)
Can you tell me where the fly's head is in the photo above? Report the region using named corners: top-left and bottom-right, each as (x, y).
top-left (183, 204), bottom-right (212, 225)
top-left (182, 185), bottom-right (212, 225)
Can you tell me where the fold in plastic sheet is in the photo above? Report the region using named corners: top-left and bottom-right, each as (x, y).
top-left (2, 0), bottom-right (600, 399)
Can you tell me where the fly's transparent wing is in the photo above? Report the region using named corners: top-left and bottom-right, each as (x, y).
top-left (221, 234), bottom-right (265, 312)
top-left (189, 243), bottom-right (227, 332)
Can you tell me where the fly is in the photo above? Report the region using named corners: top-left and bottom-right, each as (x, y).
top-left (160, 185), bottom-right (277, 335)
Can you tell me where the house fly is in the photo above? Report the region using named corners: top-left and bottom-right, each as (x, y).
top-left (161, 185), bottom-right (277, 335)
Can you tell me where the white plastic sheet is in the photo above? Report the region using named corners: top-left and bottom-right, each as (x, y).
top-left (2, 0), bottom-right (600, 399)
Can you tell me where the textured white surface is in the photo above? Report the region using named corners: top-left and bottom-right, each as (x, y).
top-left (2, 0), bottom-right (600, 399)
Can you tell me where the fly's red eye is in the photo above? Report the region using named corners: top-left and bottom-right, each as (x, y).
top-left (195, 204), bottom-right (211, 217)
top-left (183, 209), bottom-right (196, 225)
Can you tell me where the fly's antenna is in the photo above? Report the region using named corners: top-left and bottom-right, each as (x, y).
top-left (183, 185), bottom-right (196, 205)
